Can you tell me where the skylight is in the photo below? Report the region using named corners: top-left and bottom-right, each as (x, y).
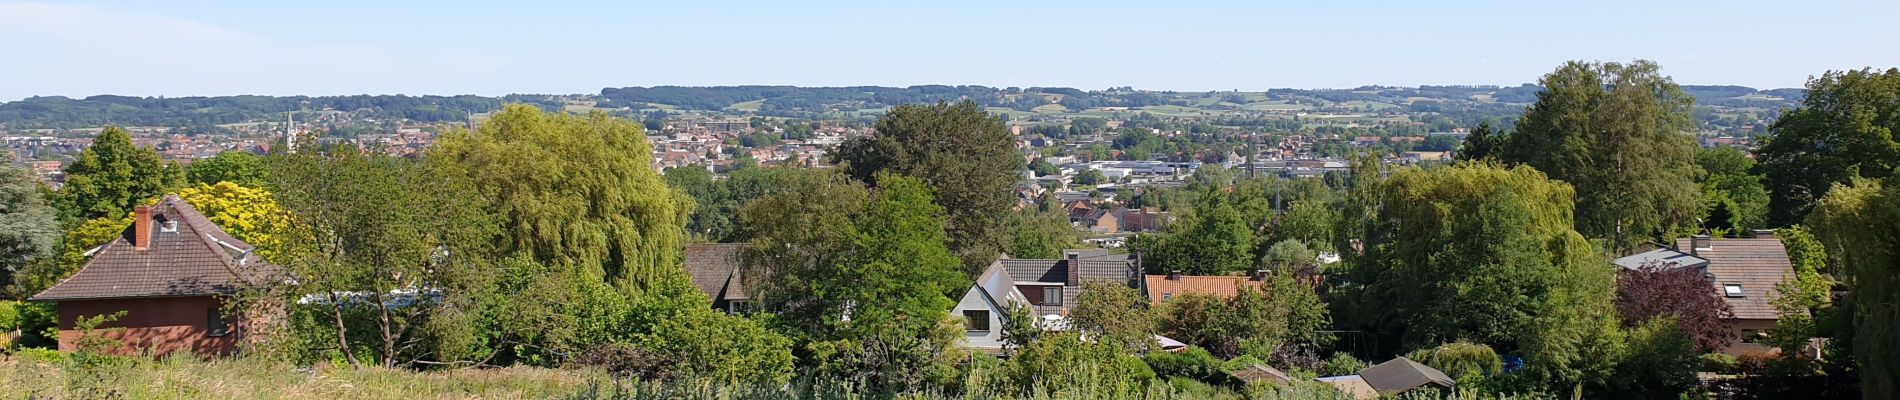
top-left (1724, 284), bottom-right (1745, 298)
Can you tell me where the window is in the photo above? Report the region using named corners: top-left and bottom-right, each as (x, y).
top-left (1043, 287), bottom-right (1063, 306)
top-left (963, 310), bottom-right (991, 331)
top-left (1162, 292), bottom-right (1173, 301)
top-left (1724, 284), bottom-right (1745, 298)
top-left (207, 309), bottom-right (228, 336)
top-left (727, 300), bottom-right (750, 314)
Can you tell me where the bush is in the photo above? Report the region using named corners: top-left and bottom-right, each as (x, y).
top-left (1144, 347), bottom-right (1233, 386)
top-left (569, 342), bottom-right (674, 380)
top-left (1406, 341), bottom-right (1502, 380)
top-left (1700, 353), bottom-right (1739, 374)
top-left (1320, 353), bottom-right (1366, 376)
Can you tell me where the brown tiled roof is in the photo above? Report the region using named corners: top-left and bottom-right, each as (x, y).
top-left (682, 243), bottom-right (748, 301)
top-left (32, 195), bottom-right (277, 301)
top-left (1674, 237), bottom-right (1793, 320)
top-left (1143, 275), bottom-right (1264, 304)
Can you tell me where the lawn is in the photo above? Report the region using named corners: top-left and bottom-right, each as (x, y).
top-left (726, 99), bottom-right (765, 112)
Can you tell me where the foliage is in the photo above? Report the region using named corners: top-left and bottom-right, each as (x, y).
top-left (1072, 169), bottom-right (1107, 186)
top-left (1157, 272), bottom-right (1328, 360)
top-left (0, 166), bottom-right (58, 295)
top-left (1272, 198), bottom-right (1338, 253)
top-left (1697, 146), bottom-right (1770, 235)
top-left (1002, 208), bottom-right (1080, 260)
top-left (1139, 192), bottom-right (1254, 275)
top-left (637, 309), bottom-right (795, 384)
top-left (1261, 239), bottom-right (1317, 271)
top-left (832, 100), bottom-right (1023, 271)
top-left (431, 104), bottom-right (692, 288)
top-left (175, 182), bottom-right (290, 259)
top-left (1337, 163), bottom-right (1621, 392)
top-left (269, 147), bottom-right (498, 368)
top-left (1614, 265), bottom-right (1736, 352)
top-left (1602, 318), bottom-right (1701, 399)
top-left (1456, 122), bottom-right (1503, 161)
top-left (1758, 68), bottom-right (1900, 226)
top-left (1805, 177), bottom-right (1900, 399)
top-left (1766, 226), bottom-right (1835, 355)
top-left (1001, 332), bottom-right (1157, 396)
top-left (1497, 60), bottom-right (1703, 254)
top-left (1142, 347), bottom-right (1233, 386)
top-left (186, 150), bottom-right (269, 187)
top-left (1070, 281), bottom-right (1160, 353)
top-left (1319, 353), bottom-right (1367, 376)
top-left (53, 126), bottom-right (186, 223)
top-left (8, 214), bottom-right (128, 298)
top-left (1406, 342), bottom-right (1502, 381)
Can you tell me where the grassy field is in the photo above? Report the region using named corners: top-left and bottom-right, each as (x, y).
top-left (1, 354), bottom-right (600, 400)
top-left (726, 99), bottom-right (765, 112)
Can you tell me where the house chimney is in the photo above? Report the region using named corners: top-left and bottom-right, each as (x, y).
top-left (133, 205), bottom-right (153, 251)
top-left (1168, 270), bottom-right (1182, 281)
top-left (1691, 234), bottom-right (1712, 255)
top-left (1065, 252), bottom-right (1080, 286)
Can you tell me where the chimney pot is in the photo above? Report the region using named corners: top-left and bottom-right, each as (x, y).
top-left (133, 205), bottom-right (153, 251)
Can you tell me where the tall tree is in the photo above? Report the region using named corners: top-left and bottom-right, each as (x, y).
top-left (1757, 68), bottom-right (1900, 226)
top-left (1455, 122), bottom-right (1503, 161)
top-left (430, 105), bottom-right (692, 288)
top-left (0, 166), bottom-right (58, 296)
top-left (1138, 191), bottom-right (1254, 275)
top-left (1069, 281), bottom-right (1160, 353)
top-left (832, 101), bottom-right (1023, 272)
top-left (1807, 177), bottom-right (1900, 399)
top-left (54, 127), bottom-right (186, 223)
top-left (1338, 163), bottom-right (1620, 391)
top-left (1498, 60), bottom-right (1702, 254)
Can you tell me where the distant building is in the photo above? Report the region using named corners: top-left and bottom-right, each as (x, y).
top-left (1611, 232), bottom-right (1795, 354)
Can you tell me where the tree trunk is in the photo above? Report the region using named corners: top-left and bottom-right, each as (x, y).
top-left (327, 291), bottom-right (358, 368)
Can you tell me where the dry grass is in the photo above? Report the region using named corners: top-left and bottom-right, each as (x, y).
top-left (0, 354), bottom-right (602, 400)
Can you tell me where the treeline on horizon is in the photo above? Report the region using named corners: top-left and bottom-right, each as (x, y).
top-left (0, 83), bottom-right (1806, 130)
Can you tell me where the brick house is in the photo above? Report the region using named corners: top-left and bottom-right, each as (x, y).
top-left (30, 195), bottom-right (278, 357)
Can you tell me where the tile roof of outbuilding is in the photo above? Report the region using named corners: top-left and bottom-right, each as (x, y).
top-left (32, 195), bottom-right (276, 301)
top-left (1143, 274), bottom-right (1265, 304)
top-left (683, 243), bottom-right (748, 301)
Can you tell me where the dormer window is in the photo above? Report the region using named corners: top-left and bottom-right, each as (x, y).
top-left (161, 220), bottom-right (179, 233)
top-left (1724, 284), bottom-right (1744, 298)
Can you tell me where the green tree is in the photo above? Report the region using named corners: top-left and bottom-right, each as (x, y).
top-left (269, 148), bottom-right (498, 368)
top-left (1758, 68), bottom-right (1900, 226)
top-left (1405, 341), bottom-right (1503, 382)
top-left (1272, 197), bottom-right (1338, 252)
top-left (431, 105), bottom-right (692, 288)
top-left (1141, 192), bottom-right (1253, 275)
top-left (1338, 163), bottom-right (1620, 391)
top-left (1072, 169), bottom-right (1107, 186)
top-left (54, 126), bottom-right (186, 223)
top-left (186, 150), bottom-right (268, 187)
top-left (1497, 60), bottom-right (1702, 254)
top-left (1069, 281), bottom-right (1160, 353)
top-left (175, 182), bottom-right (289, 259)
top-left (1028, 158), bottom-right (1060, 177)
top-left (0, 166), bottom-right (58, 296)
top-left (832, 101), bottom-right (1023, 272)
top-left (1696, 146), bottom-right (1770, 235)
top-left (1455, 123), bottom-right (1503, 161)
top-left (1002, 208), bottom-right (1079, 259)
top-left (1806, 177), bottom-right (1900, 399)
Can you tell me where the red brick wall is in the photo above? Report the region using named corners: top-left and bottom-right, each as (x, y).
top-left (56, 296), bottom-right (239, 358)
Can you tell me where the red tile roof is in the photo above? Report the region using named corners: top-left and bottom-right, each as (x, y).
top-left (1142, 274), bottom-right (1264, 304)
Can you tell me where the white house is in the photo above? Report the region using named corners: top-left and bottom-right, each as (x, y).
top-left (954, 261), bottom-right (1029, 352)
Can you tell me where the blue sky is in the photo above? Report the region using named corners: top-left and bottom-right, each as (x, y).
top-left (2, 0), bottom-right (1895, 101)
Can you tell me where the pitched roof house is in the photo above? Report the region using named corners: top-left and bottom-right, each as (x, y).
top-left (1611, 232), bottom-right (1794, 353)
top-left (31, 195), bottom-right (277, 357)
top-left (952, 261), bottom-right (1030, 353)
top-left (682, 243), bottom-right (751, 313)
top-left (997, 250), bottom-right (1140, 318)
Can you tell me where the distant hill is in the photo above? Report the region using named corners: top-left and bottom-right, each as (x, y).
top-left (0, 84), bottom-right (1805, 130)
